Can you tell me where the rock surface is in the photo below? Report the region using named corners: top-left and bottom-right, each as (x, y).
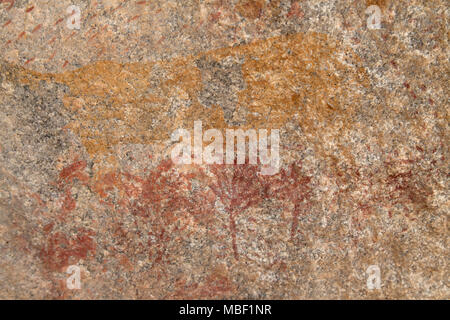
top-left (0, 0), bottom-right (448, 299)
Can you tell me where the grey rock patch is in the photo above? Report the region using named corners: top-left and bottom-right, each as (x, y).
top-left (196, 55), bottom-right (245, 124)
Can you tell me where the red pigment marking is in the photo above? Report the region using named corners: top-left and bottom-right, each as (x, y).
top-left (24, 57), bottom-right (35, 65)
top-left (171, 272), bottom-right (234, 299)
top-left (264, 163), bottom-right (312, 241)
top-left (59, 159), bottom-right (88, 184)
top-left (291, 205), bottom-right (300, 239)
top-left (112, 3), bottom-right (124, 13)
top-left (48, 36), bottom-right (56, 44)
top-left (410, 91), bottom-right (417, 99)
top-left (137, 0), bottom-right (147, 4)
top-left (29, 192), bottom-right (46, 207)
top-left (84, 26), bottom-right (95, 38)
top-left (43, 222), bottom-right (54, 234)
top-left (92, 161), bottom-right (200, 265)
top-left (93, 170), bottom-right (143, 203)
top-left (403, 82), bottom-right (410, 89)
top-left (32, 24), bottom-right (42, 33)
top-left (17, 31), bottom-right (25, 39)
top-left (25, 6), bottom-right (34, 13)
top-left (209, 11), bottom-right (221, 22)
top-left (89, 32), bottom-right (98, 41)
top-left (6, 39), bottom-right (12, 45)
top-left (207, 162), bottom-right (266, 260)
top-left (128, 15), bottom-right (140, 22)
top-left (429, 98), bottom-right (434, 105)
top-left (89, 13), bottom-right (97, 20)
top-left (40, 229), bottom-right (95, 271)
top-left (61, 188), bottom-right (76, 214)
top-left (93, 172), bottom-right (121, 199)
top-left (65, 31), bottom-right (76, 41)
top-left (2, 19), bottom-right (11, 27)
top-left (54, 17), bottom-right (64, 25)
top-left (358, 203), bottom-right (373, 216)
top-left (230, 217), bottom-right (239, 260)
top-left (287, 1), bottom-right (303, 19)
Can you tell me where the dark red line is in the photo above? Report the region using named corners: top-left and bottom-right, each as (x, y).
top-left (62, 60), bottom-right (69, 68)
top-left (24, 57), bottom-right (35, 65)
top-left (32, 24), bottom-right (42, 33)
top-left (2, 19), bottom-right (11, 27)
top-left (229, 212), bottom-right (239, 260)
top-left (89, 32), bottom-right (98, 41)
top-left (128, 15), bottom-right (140, 22)
top-left (25, 6), bottom-right (34, 13)
top-left (54, 17), bottom-right (64, 26)
top-left (112, 4), bottom-right (123, 13)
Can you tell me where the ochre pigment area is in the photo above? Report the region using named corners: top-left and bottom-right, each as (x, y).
top-left (19, 32), bottom-right (369, 171)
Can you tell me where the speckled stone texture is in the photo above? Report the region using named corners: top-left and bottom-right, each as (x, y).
top-left (0, 0), bottom-right (448, 299)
